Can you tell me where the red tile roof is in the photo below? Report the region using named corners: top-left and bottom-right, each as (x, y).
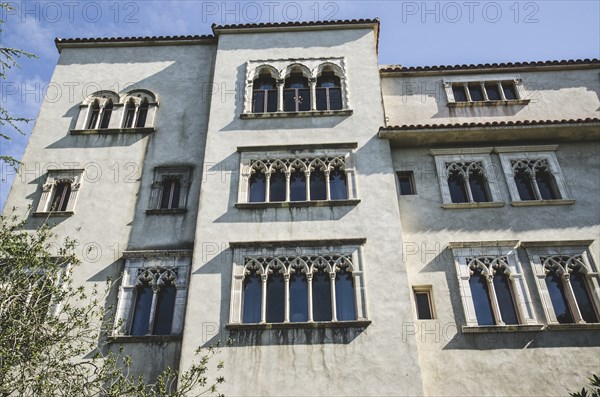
top-left (380, 59), bottom-right (600, 74)
top-left (380, 118), bottom-right (600, 131)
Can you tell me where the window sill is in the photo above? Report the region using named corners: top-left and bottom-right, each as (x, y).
top-left (32, 211), bottom-right (74, 217)
top-left (546, 323), bottom-right (600, 331)
top-left (146, 208), bottom-right (188, 215)
top-left (448, 99), bottom-right (530, 108)
top-left (70, 127), bottom-right (156, 135)
top-left (442, 201), bottom-right (504, 209)
top-left (108, 334), bottom-right (183, 343)
top-left (511, 199), bottom-right (575, 207)
top-left (226, 319), bottom-right (371, 330)
top-left (462, 324), bottom-right (544, 333)
top-left (235, 199), bottom-right (360, 209)
top-left (241, 109), bottom-right (353, 119)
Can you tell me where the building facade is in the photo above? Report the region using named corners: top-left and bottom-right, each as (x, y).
top-left (3, 19), bottom-right (600, 396)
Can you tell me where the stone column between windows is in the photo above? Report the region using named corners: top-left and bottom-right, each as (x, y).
top-left (562, 273), bottom-right (585, 323)
top-left (276, 79), bottom-right (284, 112)
top-left (329, 271), bottom-right (337, 321)
top-left (462, 172), bottom-right (475, 203)
top-left (264, 172), bottom-right (271, 203)
top-left (352, 250), bottom-right (364, 319)
top-left (284, 273), bottom-right (290, 323)
top-left (309, 78), bottom-right (317, 111)
top-left (148, 288), bottom-right (160, 334)
top-left (65, 179), bottom-right (80, 212)
top-left (498, 82), bottom-right (507, 101)
top-left (325, 170), bottom-right (331, 201)
top-left (285, 171), bottom-right (291, 202)
top-left (304, 171), bottom-right (311, 201)
top-left (260, 274), bottom-right (268, 323)
top-left (485, 274), bottom-right (505, 325)
top-left (307, 273), bottom-right (314, 322)
top-left (528, 171), bottom-right (544, 200)
top-left (463, 82), bottom-right (472, 102)
top-left (480, 82), bottom-right (489, 101)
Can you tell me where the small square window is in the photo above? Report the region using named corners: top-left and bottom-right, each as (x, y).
top-left (468, 84), bottom-right (484, 101)
top-left (148, 166), bottom-right (192, 213)
top-left (452, 85), bottom-right (467, 102)
top-left (502, 83), bottom-right (518, 100)
top-left (414, 288), bottom-right (434, 320)
top-left (397, 171), bottom-right (416, 195)
top-left (485, 84), bottom-right (501, 101)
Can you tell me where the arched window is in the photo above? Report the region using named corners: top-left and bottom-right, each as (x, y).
top-left (448, 169), bottom-right (468, 203)
top-left (50, 181), bottom-right (72, 212)
top-left (469, 267), bottom-right (495, 326)
top-left (290, 170), bottom-right (306, 202)
top-left (87, 100), bottom-right (100, 129)
top-left (99, 100), bottom-right (113, 129)
top-left (123, 99), bottom-right (136, 128)
top-left (252, 73), bottom-right (277, 113)
top-left (242, 272), bottom-right (262, 324)
top-left (493, 267), bottom-right (518, 325)
top-left (512, 159), bottom-right (561, 201)
top-left (312, 269), bottom-right (332, 322)
top-left (329, 166), bottom-right (348, 200)
top-left (284, 72), bottom-right (310, 112)
top-left (570, 267), bottom-right (598, 323)
top-left (468, 167), bottom-right (490, 202)
top-left (335, 267), bottom-right (356, 321)
top-left (129, 268), bottom-right (177, 336)
top-left (446, 162), bottom-right (491, 203)
top-left (316, 71), bottom-right (342, 111)
top-left (545, 267), bottom-right (574, 324)
top-left (249, 169), bottom-right (267, 203)
top-left (269, 168), bottom-right (286, 202)
top-left (310, 169), bottom-right (327, 201)
top-left (266, 270), bottom-right (285, 323)
top-left (136, 98), bottom-right (149, 128)
top-left (289, 270), bottom-right (308, 322)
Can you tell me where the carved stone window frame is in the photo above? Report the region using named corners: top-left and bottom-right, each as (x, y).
top-left (443, 74), bottom-right (530, 107)
top-left (114, 250), bottom-right (192, 336)
top-left (431, 149), bottom-right (503, 208)
top-left (450, 242), bottom-right (538, 330)
top-left (241, 57), bottom-right (352, 118)
top-left (524, 243), bottom-right (600, 326)
top-left (34, 169), bottom-right (84, 216)
top-left (497, 146), bottom-right (574, 206)
top-left (146, 166), bottom-right (192, 215)
top-left (236, 144), bottom-right (359, 208)
top-left (228, 241), bottom-right (368, 327)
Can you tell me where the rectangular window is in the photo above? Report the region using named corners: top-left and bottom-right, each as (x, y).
top-left (114, 251), bottom-right (191, 336)
top-left (413, 288), bottom-right (434, 319)
top-left (397, 171), bottom-right (416, 195)
top-left (148, 166), bottom-right (192, 214)
top-left (34, 169), bottom-right (83, 216)
top-left (229, 242), bottom-right (368, 326)
top-left (445, 77), bottom-right (527, 107)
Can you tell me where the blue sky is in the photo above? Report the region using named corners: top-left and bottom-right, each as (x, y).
top-left (1, 0), bottom-right (599, 210)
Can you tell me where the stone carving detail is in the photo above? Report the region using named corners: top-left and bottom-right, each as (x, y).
top-left (445, 161), bottom-right (486, 180)
top-left (541, 254), bottom-right (588, 279)
top-left (136, 267), bottom-right (178, 291)
top-left (243, 254), bottom-right (354, 277)
top-left (250, 156), bottom-right (346, 175)
top-left (511, 159), bottom-right (552, 176)
top-left (467, 256), bottom-right (511, 279)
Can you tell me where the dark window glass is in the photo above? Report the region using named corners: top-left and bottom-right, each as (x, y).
top-left (310, 170), bottom-right (327, 201)
top-left (289, 272), bottom-right (308, 322)
top-left (99, 101), bottom-right (113, 128)
top-left (51, 182), bottom-right (71, 212)
top-left (124, 103), bottom-right (135, 128)
top-left (514, 170), bottom-right (536, 200)
top-left (545, 269), bottom-right (574, 324)
top-left (160, 179), bottom-right (180, 209)
top-left (269, 170), bottom-right (286, 202)
top-left (316, 72), bottom-right (342, 111)
top-left (335, 269), bottom-right (356, 321)
top-left (330, 168), bottom-right (348, 200)
top-left (290, 170), bottom-right (306, 202)
top-left (130, 284), bottom-right (153, 335)
top-left (485, 84), bottom-right (501, 100)
top-left (283, 89), bottom-right (297, 112)
top-left (536, 171), bottom-right (560, 200)
top-left (87, 103), bottom-right (100, 129)
top-left (316, 88), bottom-right (327, 111)
top-left (502, 83), bottom-right (517, 100)
top-left (397, 172), bottom-right (416, 195)
top-left (242, 273), bottom-right (262, 323)
top-left (448, 173), bottom-right (468, 203)
top-left (312, 270), bottom-right (332, 321)
top-left (253, 90), bottom-right (266, 113)
top-left (469, 171), bottom-right (490, 202)
top-left (252, 75), bottom-right (277, 113)
top-left (469, 268), bottom-right (495, 325)
top-left (493, 270), bottom-right (518, 325)
top-left (266, 272), bottom-right (285, 323)
top-left (469, 84), bottom-right (484, 101)
top-left (571, 269), bottom-right (598, 323)
top-left (452, 85), bottom-right (467, 102)
top-left (249, 172), bottom-right (266, 202)
top-left (153, 283), bottom-right (176, 335)
top-left (415, 292), bottom-right (433, 320)
top-left (284, 73), bottom-right (310, 112)
top-left (136, 101), bottom-right (148, 127)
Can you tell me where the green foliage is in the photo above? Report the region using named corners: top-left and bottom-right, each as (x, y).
top-left (571, 374), bottom-right (600, 397)
top-left (0, 211), bottom-right (226, 396)
top-left (0, 2), bottom-right (38, 166)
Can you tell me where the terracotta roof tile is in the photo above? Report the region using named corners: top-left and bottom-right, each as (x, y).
top-left (380, 118), bottom-right (600, 131)
top-left (212, 18), bottom-right (380, 31)
top-left (380, 59), bottom-right (600, 73)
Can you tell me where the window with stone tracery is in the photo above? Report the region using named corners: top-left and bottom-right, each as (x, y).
top-left (34, 169), bottom-right (84, 216)
top-left (114, 251), bottom-right (191, 337)
top-left (498, 148), bottom-right (572, 205)
top-left (147, 166), bottom-right (192, 213)
top-left (229, 244), bottom-right (368, 325)
top-left (433, 152), bottom-right (502, 208)
top-left (238, 147), bottom-right (358, 206)
top-left (451, 245), bottom-right (538, 328)
top-left (526, 246), bottom-right (600, 325)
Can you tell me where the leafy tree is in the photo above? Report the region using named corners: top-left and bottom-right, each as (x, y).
top-left (0, 210), bottom-right (225, 396)
top-left (571, 375), bottom-right (600, 397)
top-left (0, 3), bottom-right (37, 166)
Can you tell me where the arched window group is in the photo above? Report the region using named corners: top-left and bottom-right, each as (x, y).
top-left (511, 159), bottom-right (561, 201)
top-left (79, 90), bottom-right (157, 131)
top-left (541, 255), bottom-right (599, 324)
top-left (241, 255), bottom-right (357, 324)
top-left (445, 162), bottom-right (491, 204)
top-left (248, 156), bottom-right (348, 203)
top-left (250, 62), bottom-right (345, 114)
top-left (130, 267), bottom-right (178, 336)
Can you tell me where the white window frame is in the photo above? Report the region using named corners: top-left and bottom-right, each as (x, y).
top-left (432, 149), bottom-right (503, 208)
top-left (119, 90), bottom-right (158, 129)
top-left (228, 242), bottom-right (368, 325)
top-left (34, 169), bottom-right (84, 215)
top-left (242, 57), bottom-right (351, 116)
top-left (148, 166), bottom-right (192, 212)
top-left (451, 242), bottom-right (538, 329)
top-left (114, 250), bottom-right (191, 336)
top-left (497, 146), bottom-right (574, 206)
top-left (524, 243), bottom-right (600, 325)
top-left (237, 146), bottom-right (358, 206)
top-left (443, 74), bottom-right (529, 107)
top-left (413, 286), bottom-right (435, 320)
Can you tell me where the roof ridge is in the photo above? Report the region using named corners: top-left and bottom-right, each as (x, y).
top-left (381, 118), bottom-right (600, 131)
top-left (380, 59), bottom-right (600, 73)
top-left (212, 18), bottom-right (380, 31)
